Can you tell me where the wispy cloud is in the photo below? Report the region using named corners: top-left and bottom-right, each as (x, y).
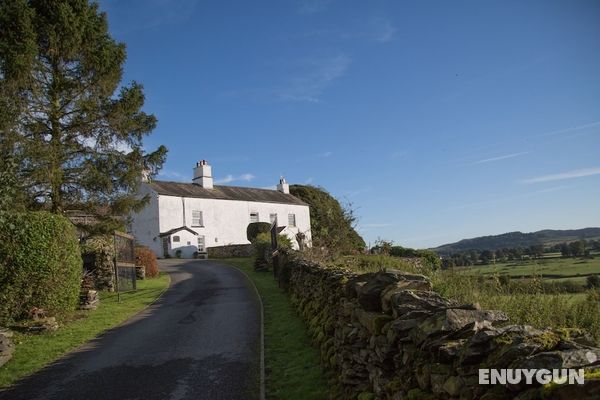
top-left (473, 151), bottom-right (530, 164)
top-left (277, 55), bottom-right (351, 103)
top-left (521, 167), bottom-right (600, 184)
top-left (344, 186), bottom-right (371, 198)
top-left (297, 0), bottom-right (334, 14)
top-left (537, 120), bottom-right (600, 138)
top-left (101, 0), bottom-right (200, 34)
top-left (305, 177), bottom-right (314, 184)
top-left (215, 173), bottom-right (255, 184)
top-left (157, 170), bottom-right (187, 181)
top-left (390, 151), bottom-right (407, 159)
top-left (369, 17), bottom-right (396, 43)
top-left (318, 151), bottom-right (332, 158)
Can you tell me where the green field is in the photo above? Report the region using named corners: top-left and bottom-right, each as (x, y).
top-left (458, 256), bottom-right (600, 284)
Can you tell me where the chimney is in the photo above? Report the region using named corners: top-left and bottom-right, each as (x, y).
top-left (277, 177), bottom-right (289, 194)
top-left (193, 160), bottom-right (213, 189)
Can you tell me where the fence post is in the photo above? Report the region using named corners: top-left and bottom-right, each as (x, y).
top-left (271, 220), bottom-right (279, 279)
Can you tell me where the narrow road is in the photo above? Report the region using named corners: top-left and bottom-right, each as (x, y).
top-left (0, 260), bottom-right (261, 400)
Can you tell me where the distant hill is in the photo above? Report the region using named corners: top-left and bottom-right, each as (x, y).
top-left (432, 228), bottom-right (600, 255)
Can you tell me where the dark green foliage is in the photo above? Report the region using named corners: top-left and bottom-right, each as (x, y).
top-left (0, 0), bottom-right (166, 228)
top-left (0, 211), bottom-right (81, 324)
top-left (587, 275), bottom-right (600, 289)
top-left (290, 184), bottom-right (365, 254)
top-left (246, 222), bottom-right (271, 242)
top-left (253, 232), bottom-right (292, 271)
top-left (80, 235), bottom-right (114, 290)
top-left (383, 245), bottom-right (441, 269)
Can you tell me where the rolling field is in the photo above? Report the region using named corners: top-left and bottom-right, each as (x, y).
top-left (458, 256), bottom-right (600, 284)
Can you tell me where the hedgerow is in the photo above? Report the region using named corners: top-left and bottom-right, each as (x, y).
top-left (0, 212), bottom-right (81, 324)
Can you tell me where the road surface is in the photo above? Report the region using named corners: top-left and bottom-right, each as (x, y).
top-left (0, 259), bottom-right (261, 400)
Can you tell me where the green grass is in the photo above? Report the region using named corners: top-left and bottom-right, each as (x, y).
top-left (0, 273), bottom-right (170, 388)
top-left (221, 258), bottom-right (328, 400)
top-left (460, 257), bottom-right (600, 281)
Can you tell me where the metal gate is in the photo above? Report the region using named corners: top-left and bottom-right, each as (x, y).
top-left (114, 231), bottom-right (136, 298)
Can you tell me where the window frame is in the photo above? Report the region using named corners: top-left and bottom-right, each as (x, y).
top-left (269, 213), bottom-right (278, 224)
top-left (172, 235), bottom-right (181, 243)
top-left (191, 210), bottom-right (204, 227)
top-left (250, 212), bottom-right (259, 223)
top-left (288, 213), bottom-right (296, 227)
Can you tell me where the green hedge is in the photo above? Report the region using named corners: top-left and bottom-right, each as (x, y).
top-left (246, 222), bottom-right (271, 242)
top-left (0, 212), bottom-right (82, 324)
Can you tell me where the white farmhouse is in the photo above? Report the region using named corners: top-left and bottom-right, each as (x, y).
top-left (130, 160), bottom-right (311, 258)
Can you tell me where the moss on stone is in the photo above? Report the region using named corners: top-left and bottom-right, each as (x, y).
top-left (407, 388), bottom-right (436, 400)
top-left (357, 392), bottom-right (376, 400)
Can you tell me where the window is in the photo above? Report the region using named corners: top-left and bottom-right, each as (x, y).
top-left (288, 213), bottom-right (296, 227)
top-left (192, 210), bottom-right (203, 227)
top-left (172, 235), bottom-right (180, 243)
top-left (250, 212), bottom-right (259, 223)
top-left (197, 235), bottom-right (205, 252)
top-left (269, 213), bottom-right (277, 224)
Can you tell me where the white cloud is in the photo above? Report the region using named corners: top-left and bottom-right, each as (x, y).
top-left (278, 55), bottom-right (351, 103)
top-left (537, 120), bottom-right (600, 138)
top-left (305, 177), bottom-right (314, 184)
top-left (473, 151), bottom-right (529, 164)
top-left (521, 167), bottom-right (600, 184)
top-left (215, 173), bottom-right (255, 184)
top-left (370, 17), bottom-right (396, 43)
top-left (318, 151), bottom-right (332, 158)
top-left (157, 170), bottom-right (187, 181)
top-left (297, 0), bottom-right (334, 14)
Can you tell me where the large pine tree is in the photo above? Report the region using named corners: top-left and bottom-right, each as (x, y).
top-left (0, 0), bottom-right (166, 225)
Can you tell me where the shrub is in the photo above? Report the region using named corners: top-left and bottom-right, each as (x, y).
top-left (247, 222), bottom-right (271, 242)
top-left (587, 275), bottom-right (600, 289)
top-left (135, 246), bottom-right (159, 278)
top-left (81, 235), bottom-right (115, 291)
top-left (253, 232), bottom-right (293, 270)
top-left (0, 212), bottom-right (82, 324)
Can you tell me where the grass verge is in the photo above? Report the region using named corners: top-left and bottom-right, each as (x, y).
top-left (0, 272), bottom-right (170, 388)
top-left (221, 258), bottom-right (328, 400)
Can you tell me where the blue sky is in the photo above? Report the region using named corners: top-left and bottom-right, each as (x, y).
top-left (98, 0), bottom-right (600, 248)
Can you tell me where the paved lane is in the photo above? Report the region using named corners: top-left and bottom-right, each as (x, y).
top-left (0, 259), bottom-right (261, 400)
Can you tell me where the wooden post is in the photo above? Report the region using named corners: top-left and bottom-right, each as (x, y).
top-left (271, 220), bottom-right (279, 279)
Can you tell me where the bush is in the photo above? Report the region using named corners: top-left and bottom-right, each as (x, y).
top-left (587, 275), bottom-right (600, 289)
top-left (81, 235), bottom-right (115, 291)
top-left (0, 212), bottom-right (82, 324)
top-left (247, 222), bottom-right (271, 242)
top-left (135, 246), bottom-right (159, 278)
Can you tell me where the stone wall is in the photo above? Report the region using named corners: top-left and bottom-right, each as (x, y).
top-left (284, 257), bottom-right (600, 400)
top-left (207, 244), bottom-right (254, 259)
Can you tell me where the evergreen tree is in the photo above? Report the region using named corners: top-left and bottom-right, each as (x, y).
top-left (0, 0), bottom-right (166, 225)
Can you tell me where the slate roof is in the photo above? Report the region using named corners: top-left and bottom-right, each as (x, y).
top-left (147, 181), bottom-right (308, 206)
top-left (159, 226), bottom-right (199, 237)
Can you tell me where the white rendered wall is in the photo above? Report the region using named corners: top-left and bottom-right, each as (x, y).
top-left (129, 185), bottom-right (162, 256)
top-left (158, 195), bottom-right (311, 257)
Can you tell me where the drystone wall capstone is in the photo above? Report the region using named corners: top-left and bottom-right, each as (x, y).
top-left (285, 258), bottom-right (600, 400)
top-left (208, 244), bottom-right (254, 258)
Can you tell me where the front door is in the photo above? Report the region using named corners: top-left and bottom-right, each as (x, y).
top-left (197, 235), bottom-right (206, 252)
top-left (162, 237), bottom-right (169, 257)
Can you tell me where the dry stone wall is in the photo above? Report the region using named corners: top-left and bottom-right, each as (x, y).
top-left (207, 244), bottom-right (254, 258)
top-left (284, 258), bottom-right (600, 400)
